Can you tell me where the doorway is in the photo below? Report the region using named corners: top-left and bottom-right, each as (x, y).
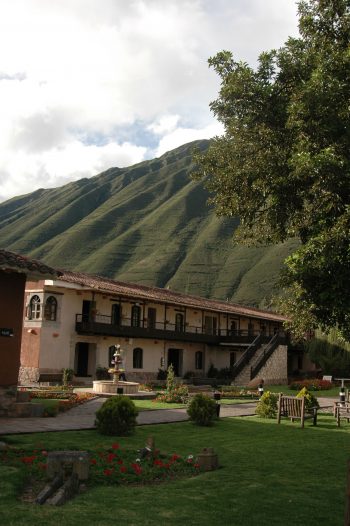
top-left (75, 342), bottom-right (89, 376)
top-left (167, 348), bottom-right (183, 376)
top-left (147, 307), bottom-right (156, 329)
top-left (111, 303), bottom-right (121, 325)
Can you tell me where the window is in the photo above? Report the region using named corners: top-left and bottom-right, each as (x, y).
top-left (29, 295), bottom-right (41, 319)
top-left (195, 351), bottom-right (203, 370)
top-left (175, 313), bottom-right (184, 332)
top-left (204, 316), bottom-right (217, 335)
top-left (133, 348), bottom-right (143, 369)
top-left (248, 321), bottom-right (254, 336)
top-left (44, 296), bottom-right (57, 321)
top-left (131, 305), bottom-right (141, 327)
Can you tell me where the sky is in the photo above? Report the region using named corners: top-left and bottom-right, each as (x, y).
top-left (0, 0), bottom-right (299, 203)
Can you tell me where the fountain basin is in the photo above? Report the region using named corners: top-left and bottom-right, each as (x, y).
top-left (93, 380), bottom-right (139, 394)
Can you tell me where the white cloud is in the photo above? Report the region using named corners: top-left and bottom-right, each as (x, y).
top-left (154, 121), bottom-right (224, 157)
top-left (0, 0), bottom-right (299, 202)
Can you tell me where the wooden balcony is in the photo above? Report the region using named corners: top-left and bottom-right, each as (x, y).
top-left (75, 314), bottom-right (277, 345)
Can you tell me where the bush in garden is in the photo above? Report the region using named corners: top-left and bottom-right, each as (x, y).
top-left (156, 364), bottom-right (189, 403)
top-left (95, 396), bottom-right (138, 436)
top-left (296, 387), bottom-right (319, 411)
top-left (187, 394), bottom-right (218, 426)
top-left (255, 391), bottom-right (279, 419)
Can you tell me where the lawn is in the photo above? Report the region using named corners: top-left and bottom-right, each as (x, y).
top-left (133, 398), bottom-right (252, 411)
top-left (1, 414), bottom-right (349, 526)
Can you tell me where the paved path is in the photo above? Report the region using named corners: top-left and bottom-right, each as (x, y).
top-left (0, 397), bottom-right (336, 436)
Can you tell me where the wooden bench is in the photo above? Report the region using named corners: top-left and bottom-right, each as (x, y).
top-left (335, 402), bottom-right (350, 427)
top-left (277, 394), bottom-right (318, 428)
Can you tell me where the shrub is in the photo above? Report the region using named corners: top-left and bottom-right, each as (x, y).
top-left (95, 396), bottom-right (138, 436)
top-left (62, 368), bottom-right (74, 387)
top-left (255, 391), bottom-right (279, 419)
top-left (187, 394), bottom-right (218, 426)
top-left (296, 387), bottom-right (319, 411)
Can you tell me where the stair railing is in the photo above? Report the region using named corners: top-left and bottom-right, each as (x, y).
top-left (231, 333), bottom-right (262, 380)
top-left (250, 333), bottom-right (280, 380)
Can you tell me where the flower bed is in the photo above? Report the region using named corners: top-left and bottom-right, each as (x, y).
top-left (219, 387), bottom-right (259, 399)
top-left (289, 379), bottom-right (333, 391)
top-left (0, 444), bottom-right (201, 489)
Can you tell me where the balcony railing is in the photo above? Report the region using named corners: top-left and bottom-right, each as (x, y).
top-left (75, 313), bottom-right (276, 344)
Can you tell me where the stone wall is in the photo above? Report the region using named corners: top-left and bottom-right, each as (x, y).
top-left (256, 345), bottom-right (288, 385)
top-left (18, 366), bottom-right (40, 385)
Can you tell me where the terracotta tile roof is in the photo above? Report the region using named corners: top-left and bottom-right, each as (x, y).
top-left (0, 249), bottom-right (59, 277)
top-left (58, 269), bottom-right (286, 322)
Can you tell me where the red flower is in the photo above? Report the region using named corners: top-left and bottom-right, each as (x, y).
top-left (107, 453), bottom-right (116, 463)
top-left (90, 458), bottom-right (97, 465)
top-left (103, 468), bottom-right (113, 476)
top-left (154, 459), bottom-right (163, 467)
top-left (194, 463), bottom-right (200, 469)
top-left (132, 464), bottom-right (142, 475)
top-left (170, 454), bottom-right (180, 461)
top-left (117, 459), bottom-right (123, 465)
top-left (20, 455), bottom-right (36, 464)
top-left (41, 450), bottom-right (48, 457)
top-left (111, 443), bottom-right (120, 450)
top-left (120, 466), bottom-right (127, 474)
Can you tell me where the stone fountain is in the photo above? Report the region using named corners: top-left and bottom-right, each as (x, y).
top-left (93, 345), bottom-right (139, 394)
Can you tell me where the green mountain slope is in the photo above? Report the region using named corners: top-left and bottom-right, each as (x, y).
top-left (0, 140), bottom-right (297, 307)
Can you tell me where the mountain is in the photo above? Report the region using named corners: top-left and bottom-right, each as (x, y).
top-left (0, 140), bottom-right (297, 307)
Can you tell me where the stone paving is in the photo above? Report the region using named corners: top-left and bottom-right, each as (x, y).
top-left (0, 397), bottom-right (336, 436)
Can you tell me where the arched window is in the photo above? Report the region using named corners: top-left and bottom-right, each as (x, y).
top-left (131, 305), bottom-right (141, 327)
top-left (195, 351), bottom-right (203, 370)
top-left (29, 295), bottom-right (41, 319)
top-left (133, 348), bottom-right (143, 369)
top-left (44, 296), bottom-right (57, 321)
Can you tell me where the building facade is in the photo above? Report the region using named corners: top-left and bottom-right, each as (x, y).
top-left (20, 270), bottom-right (289, 386)
top-left (0, 249), bottom-right (58, 415)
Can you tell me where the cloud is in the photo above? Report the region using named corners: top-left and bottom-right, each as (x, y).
top-left (153, 121), bottom-right (224, 157)
top-left (0, 0), bottom-right (299, 202)
top-left (0, 141), bottom-right (147, 201)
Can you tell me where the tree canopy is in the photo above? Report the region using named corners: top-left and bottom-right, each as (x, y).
top-left (193, 0), bottom-right (350, 340)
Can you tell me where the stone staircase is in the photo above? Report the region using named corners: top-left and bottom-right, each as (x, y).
top-left (231, 333), bottom-right (281, 386)
top-left (233, 344), bottom-right (269, 386)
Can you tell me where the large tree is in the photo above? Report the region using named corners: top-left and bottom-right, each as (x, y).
top-left (193, 0), bottom-right (350, 339)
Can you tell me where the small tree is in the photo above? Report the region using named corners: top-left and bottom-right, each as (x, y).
top-left (95, 396), bottom-right (138, 436)
top-left (255, 391), bottom-right (279, 419)
top-left (187, 393), bottom-right (218, 426)
top-left (296, 387), bottom-right (319, 411)
top-left (166, 363), bottom-right (176, 392)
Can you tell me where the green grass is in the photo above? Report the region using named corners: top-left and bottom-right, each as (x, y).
top-left (133, 400), bottom-right (186, 411)
top-left (1, 414), bottom-right (349, 525)
top-left (133, 398), bottom-right (255, 411)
